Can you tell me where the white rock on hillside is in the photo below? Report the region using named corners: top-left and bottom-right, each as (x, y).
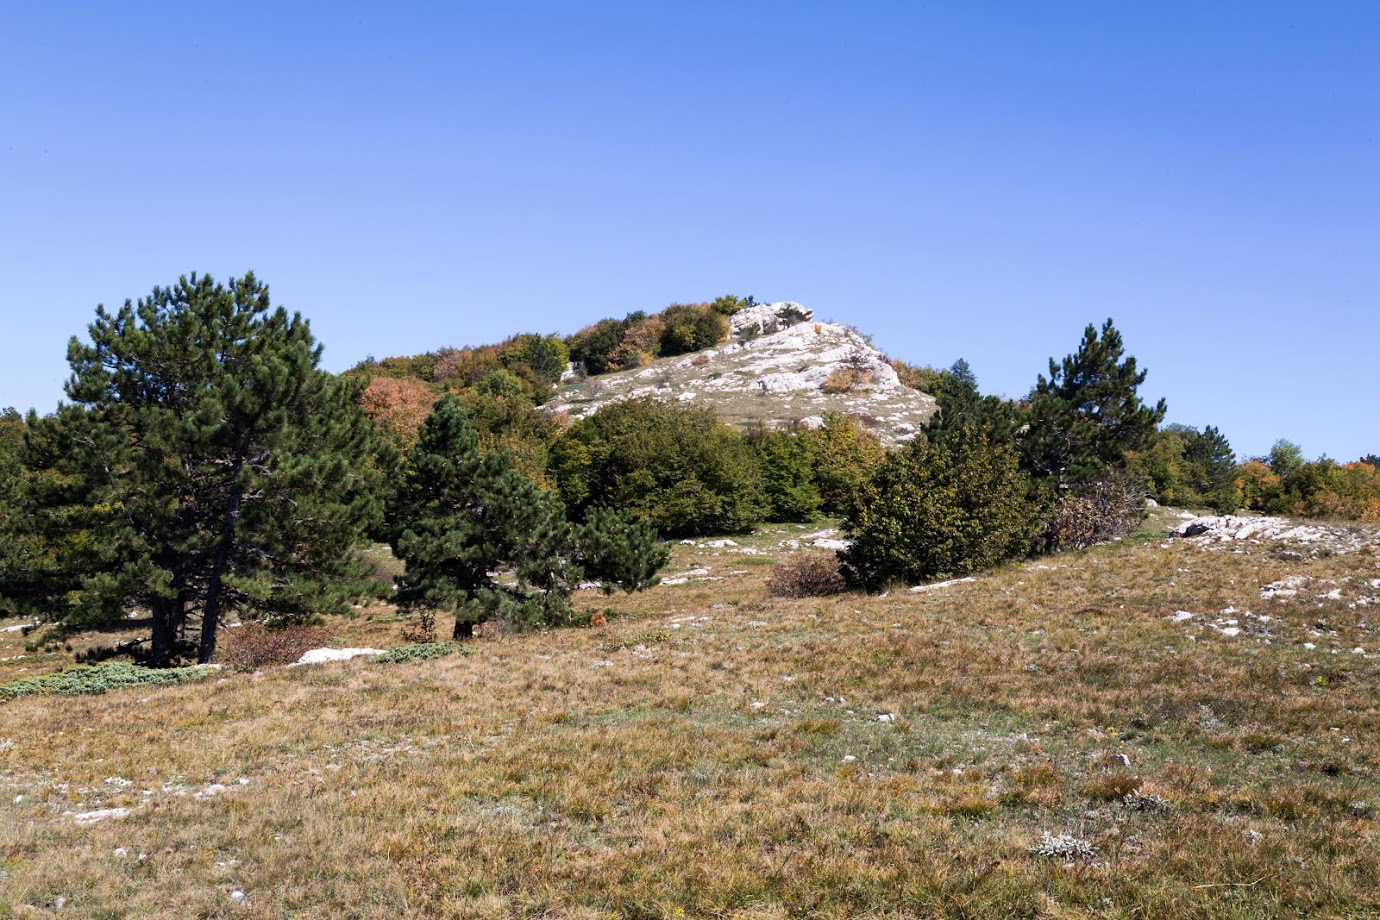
top-left (547, 302), bottom-right (936, 445)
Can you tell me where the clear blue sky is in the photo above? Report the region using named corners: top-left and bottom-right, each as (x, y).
top-left (2, 2), bottom-right (1376, 461)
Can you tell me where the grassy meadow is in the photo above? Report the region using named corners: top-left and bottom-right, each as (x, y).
top-left (1, 514), bottom-right (1378, 918)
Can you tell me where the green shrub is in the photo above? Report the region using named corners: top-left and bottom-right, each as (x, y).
top-left (1, 662), bottom-right (213, 701)
top-left (840, 422), bottom-right (1036, 589)
top-left (804, 413), bottom-right (885, 515)
top-left (751, 429), bottom-right (822, 522)
top-left (376, 642), bottom-right (470, 664)
top-left (550, 397), bottom-right (767, 537)
top-left (1125, 424), bottom-right (1238, 512)
top-left (658, 304), bottom-right (729, 357)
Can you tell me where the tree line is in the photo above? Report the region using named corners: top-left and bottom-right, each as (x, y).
top-left (2, 274), bottom-right (1372, 667)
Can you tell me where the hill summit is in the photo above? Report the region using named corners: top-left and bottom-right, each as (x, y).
top-left (547, 302), bottom-right (937, 445)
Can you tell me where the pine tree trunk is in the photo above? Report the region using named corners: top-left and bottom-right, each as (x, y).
top-left (198, 471), bottom-right (244, 664)
top-left (149, 595), bottom-right (183, 667)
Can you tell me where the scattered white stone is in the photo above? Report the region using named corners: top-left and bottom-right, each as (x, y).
top-left (289, 647), bottom-right (385, 666)
top-left (812, 538), bottom-right (849, 550)
top-left (699, 539), bottom-right (738, 548)
top-left (230, 890), bottom-right (247, 904)
top-left (908, 577), bottom-right (977, 593)
top-left (842, 755), bottom-right (857, 763)
top-left (71, 807), bottom-right (132, 824)
top-left (1170, 611), bottom-right (1194, 623)
top-left (1, 621), bottom-right (37, 632)
top-left (877, 713), bottom-right (895, 723)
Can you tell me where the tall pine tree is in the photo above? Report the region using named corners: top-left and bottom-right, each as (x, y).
top-left (27, 273), bottom-right (383, 664)
top-left (389, 395), bottom-right (666, 638)
top-left (1022, 319), bottom-right (1166, 489)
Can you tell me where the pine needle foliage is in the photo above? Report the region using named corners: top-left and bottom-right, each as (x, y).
top-left (389, 395), bottom-right (666, 638)
top-left (14, 273), bottom-right (384, 664)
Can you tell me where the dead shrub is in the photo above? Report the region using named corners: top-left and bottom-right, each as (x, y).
top-left (690, 353), bottom-right (710, 367)
top-left (820, 367), bottom-right (873, 394)
top-left (217, 624), bottom-right (329, 670)
top-left (767, 555), bottom-right (847, 598)
top-left (401, 609), bottom-right (437, 643)
top-left (1040, 471), bottom-right (1148, 552)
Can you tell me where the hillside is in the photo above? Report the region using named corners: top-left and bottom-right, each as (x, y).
top-left (547, 302), bottom-right (938, 445)
top-left (2, 511), bottom-right (1379, 917)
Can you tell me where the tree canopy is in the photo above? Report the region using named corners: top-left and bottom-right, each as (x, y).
top-left (14, 273), bottom-right (383, 664)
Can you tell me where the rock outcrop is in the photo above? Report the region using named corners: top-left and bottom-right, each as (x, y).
top-left (546, 302), bottom-right (936, 445)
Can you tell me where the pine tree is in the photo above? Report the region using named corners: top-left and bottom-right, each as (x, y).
top-left (925, 359), bottom-right (1026, 442)
top-left (1022, 319), bottom-right (1166, 489)
top-left (1184, 425), bottom-right (1237, 510)
top-left (390, 395), bottom-right (666, 637)
top-left (24, 273), bottom-right (383, 664)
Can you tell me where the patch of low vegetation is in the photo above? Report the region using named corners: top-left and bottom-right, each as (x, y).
top-left (375, 641), bottom-right (469, 664)
top-left (0, 661), bottom-right (212, 700)
top-left (217, 624), bottom-right (331, 671)
top-left (766, 554), bottom-right (846, 597)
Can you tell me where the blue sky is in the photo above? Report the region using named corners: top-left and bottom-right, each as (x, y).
top-left (2, 2), bottom-right (1376, 461)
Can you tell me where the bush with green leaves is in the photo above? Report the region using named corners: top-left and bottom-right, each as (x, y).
top-left (803, 412), bottom-right (885, 515)
top-left (840, 422), bottom-right (1037, 589)
top-left (550, 397), bottom-right (767, 537)
top-left (750, 429), bottom-right (822, 522)
top-left (657, 304), bottom-right (729, 357)
top-left (1, 662), bottom-right (213, 701)
top-left (1125, 424), bottom-right (1238, 512)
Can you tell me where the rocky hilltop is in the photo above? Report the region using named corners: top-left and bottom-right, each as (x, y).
top-left (546, 302), bottom-right (937, 445)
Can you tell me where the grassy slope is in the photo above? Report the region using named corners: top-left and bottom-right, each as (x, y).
top-left (1, 519), bottom-right (1378, 918)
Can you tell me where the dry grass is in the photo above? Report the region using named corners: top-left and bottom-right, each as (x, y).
top-left (1, 518), bottom-right (1378, 917)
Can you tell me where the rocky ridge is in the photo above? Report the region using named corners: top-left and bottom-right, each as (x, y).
top-left (546, 302), bottom-right (937, 445)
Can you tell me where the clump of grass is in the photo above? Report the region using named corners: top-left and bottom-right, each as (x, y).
top-left (0, 662), bottom-right (212, 701)
top-left (375, 642), bottom-right (469, 664)
top-left (1002, 764), bottom-right (1063, 808)
top-left (1083, 773), bottom-right (1142, 801)
top-left (607, 631), bottom-right (671, 651)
